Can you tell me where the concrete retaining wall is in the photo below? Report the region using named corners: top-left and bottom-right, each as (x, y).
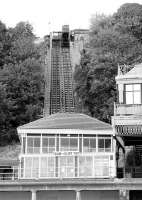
top-left (0, 190), bottom-right (119, 200)
top-left (0, 191), bottom-right (31, 200)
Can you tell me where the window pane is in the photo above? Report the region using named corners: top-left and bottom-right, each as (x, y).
top-left (42, 138), bottom-right (55, 153)
top-left (70, 138), bottom-right (77, 147)
top-left (94, 156), bottom-right (109, 177)
top-left (126, 85), bottom-right (132, 91)
top-left (49, 138), bottom-right (55, 153)
top-left (60, 137), bottom-right (78, 152)
top-left (61, 138), bottom-right (68, 146)
top-left (47, 157), bottom-right (55, 177)
top-left (70, 138), bottom-right (78, 151)
top-left (34, 138), bottom-right (40, 147)
top-left (105, 139), bottom-right (111, 152)
top-left (20, 158), bottom-right (24, 178)
top-left (98, 139), bottom-right (104, 152)
top-left (79, 156), bottom-right (93, 177)
top-left (90, 138), bottom-right (96, 151)
top-left (134, 84), bottom-right (141, 91)
top-left (40, 157), bottom-right (48, 177)
top-left (134, 91), bottom-right (141, 104)
top-left (27, 138), bottom-right (33, 146)
top-left (83, 138), bottom-right (89, 152)
top-left (49, 138), bottom-right (55, 147)
top-left (43, 138), bottom-right (48, 147)
top-left (34, 138), bottom-right (40, 153)
top-left (84, 138), bottom-right (89, 146)
top-left (126, 92), bottom-right (133, 104)
top-left (60, 156), bottom-right (74, 177)
top-left (27, 138), bottom-right (33, 153)
top-left (25, 158), bottom-right (32, 178)
top-left (32, 158), bottom-right (39, 178)
top-left (60, 138), bottom-right (68, 151)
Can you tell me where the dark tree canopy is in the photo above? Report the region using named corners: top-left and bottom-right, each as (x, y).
top-left (74, 3), bottom-right (142, 123)
top-left (0, 21), bottom-right (44, 145)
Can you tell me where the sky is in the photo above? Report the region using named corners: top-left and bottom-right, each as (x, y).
top-left (0, 0), bottom-right (142, 37)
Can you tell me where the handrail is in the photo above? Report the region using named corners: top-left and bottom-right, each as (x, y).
top-left (0, 166), bottom-right (116, 180)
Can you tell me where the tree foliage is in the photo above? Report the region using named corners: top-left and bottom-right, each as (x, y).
top-left (74, 3), bottom-right (142, 123)
top-left (0, 22), bottom-right (44, 145)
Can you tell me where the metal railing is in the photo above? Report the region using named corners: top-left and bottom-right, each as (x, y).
top-left (0, 166), bottom-right (116, 181)
top-left (0, 167), bottom-right (18, 180)
top-left (1, 167), bottom-right (142, 180)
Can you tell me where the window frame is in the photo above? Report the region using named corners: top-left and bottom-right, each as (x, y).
top-left (125, 83), bottom-right (141, 104)
top-left (59, 155), bottom-right (75, 178)
top-left (98, 136), bottom-right (112, 152)
top-left (26, 136), bottom-right (41, 154)
top-left (83, 136), bottom-right (96, 153)
top-left (59, 136), bottom-right (79, 152)
top-left (40, 156), bottom-right (56, 178)
top-left (42, 136), bottom-right (56, 154)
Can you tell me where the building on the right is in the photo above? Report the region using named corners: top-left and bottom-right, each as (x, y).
top-left (112, 63), bottom-right (142, 178)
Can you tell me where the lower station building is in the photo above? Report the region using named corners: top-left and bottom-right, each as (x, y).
top-left (0, 112), bottom-right (121, 200)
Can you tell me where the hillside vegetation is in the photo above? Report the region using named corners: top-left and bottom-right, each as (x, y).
top-left (74, 3), bottom-right (142, 123)
top-left (0, 22), bottom-right (44, 145)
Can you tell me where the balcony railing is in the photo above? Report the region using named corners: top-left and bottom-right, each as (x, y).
top-left (0, 167), bottom-right (18, 180)
top-left (114, 103), bottom-right (142, 116)
top-left (0, 166), bottom-right (116, 181)
top-left (1, 166), bottom-right (142, 181)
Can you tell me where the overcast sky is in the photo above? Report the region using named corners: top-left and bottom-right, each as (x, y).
top-left (0, 0), bottom-right (142, 37)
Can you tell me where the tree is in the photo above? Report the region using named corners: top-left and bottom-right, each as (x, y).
top-left (0, 22), bottom-right (44, 145)
top-left (74, 3), bottom-right (142, 123)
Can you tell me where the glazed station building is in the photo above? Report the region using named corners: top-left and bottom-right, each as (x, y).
top-left (14, 112), bottom-right (117, 200)
top-left (18, 112), bottom-right (115, 180)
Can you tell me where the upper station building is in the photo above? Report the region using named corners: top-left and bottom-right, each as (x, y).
top-left (112, 63), bottom-right (142, 179)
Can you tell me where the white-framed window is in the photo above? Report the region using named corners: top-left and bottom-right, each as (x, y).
top-left (98, 137), bottom-right (111, 152)
top-left (79, 155), bottom-right (93, 177)
top-left (24, 157), bottom-right (39, 178)
top-left (83, 137), bottom-right (96, 152)
top-left (42, 137), bottom-right (56, 153)
top-left (40, 156), bottom-right (55, 178)
top-left (27, 137), bottom-right (40, 154)
top-left (94, 155), bottom-right (109, 177)
top-left (59, 156), bottom-right (75, 177)
top-left (125, 84), bottom-right (141, 104)
top-left (60, 137), bottom-right (78, 152)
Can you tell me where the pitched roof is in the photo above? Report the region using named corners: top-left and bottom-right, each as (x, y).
top-left (116, 63), bottom-right (142, 80)
top-left (18, 112), bottom-right (112, 131)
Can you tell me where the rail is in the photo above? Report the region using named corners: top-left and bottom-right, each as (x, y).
top-left (3, 167), bottom-right (142, 180)
top-left (0, 166), bottom-right (116, 180)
